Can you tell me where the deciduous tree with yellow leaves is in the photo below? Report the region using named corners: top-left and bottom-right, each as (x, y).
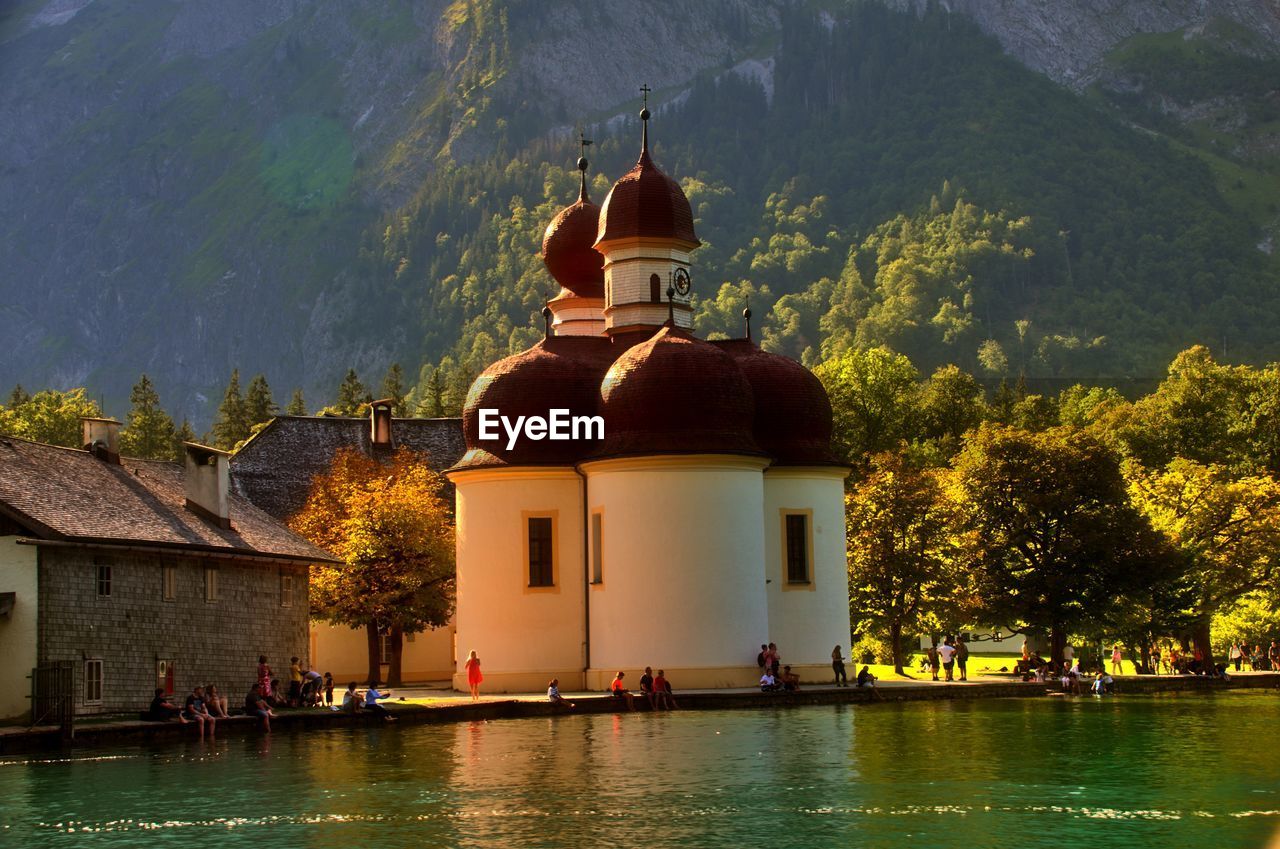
top-left (290, 447), bottom-right (455, 686)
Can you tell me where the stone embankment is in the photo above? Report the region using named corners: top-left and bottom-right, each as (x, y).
top-left (2, 672), bottom-right (1276, 756)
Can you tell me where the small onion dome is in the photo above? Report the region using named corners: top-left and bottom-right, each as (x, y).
top-left (595, 149), bottom-right (700, 248)
top-left (595, 326), bottom-right (759, 459)
top-left (712, 340), bottom-right (841, 466)
top-left (455, 336), bottom-right (615, 470)
top-left (542, 189), bottom-right (604, 298)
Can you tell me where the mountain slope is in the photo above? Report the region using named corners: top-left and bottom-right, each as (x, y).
top-left (1, 0), bottom-right (1278, 424)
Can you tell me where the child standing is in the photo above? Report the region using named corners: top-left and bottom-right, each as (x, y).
top-left (323, 672), bottom-right (334, 706)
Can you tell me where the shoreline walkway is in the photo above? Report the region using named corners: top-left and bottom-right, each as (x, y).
top-left (3, 671), bottom-right (1277, 755)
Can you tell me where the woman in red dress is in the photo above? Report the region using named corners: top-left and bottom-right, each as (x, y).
top-left (464, 650), bottom-right (483, 701)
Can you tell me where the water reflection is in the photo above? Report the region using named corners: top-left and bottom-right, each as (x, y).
top-left (0, 694), bottom-right (1277, 847)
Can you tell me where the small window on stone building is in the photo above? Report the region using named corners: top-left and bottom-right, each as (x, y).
top-left (95, 562), bottom-right (112, 598)
top-left (379, 633), bottom-right (392, 665)
top-left (280, 572), bottom-right (294, 608)
top-left (204, 566), bottom-right (219, 602)
top-left (162, 564), bottom-right (176, 601)
top-left (84, 659), bottom-right (103, 704)
top-left (527, 517), bottom-right (554, 587)
top-left (784, 513), bottom-right (810, 585)
top-left (649, 273), bottom-right (662, 303)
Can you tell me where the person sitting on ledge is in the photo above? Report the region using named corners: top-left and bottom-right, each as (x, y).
top-left (760, 671), bottom-right (781, 693)
top-left (244, 683), bottom-right (274, 733)
top-left (639, 667), bottom-right (657, 710)
top-left (204, 684), bottom-right (230, 718)
top-left (610, 671), bottom-right (636, 711)
top-left (341, 682), bottom-right (363, 713)
top-left (780, 665), bottom-right (801, 692)
top-left (548, 678), bottom-right (575, 710)
top-left (184, 686), bottom-right (216, 738)
top-left (653, 669), bottom-right (679, 710)
top-left (146, 688), bottom-right (186, 722)
top-left (856, 666), bottom-right (884, 700)
top-left (364, 681), bottom-right (396, 721)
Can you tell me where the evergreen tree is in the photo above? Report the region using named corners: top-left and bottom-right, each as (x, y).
top-left (381, 363), bottom-right (407, 416)
top-left (6, 384), bottom-right (31, 408)
top-left (285, 388), bottom-right (307, 416)
top-left (417, 367), bottom-right (446, 418)
top-left (334, 369), bottom-right (370, 416)
top-left (210, 369), bottom-right (251, 449)
top-left (173, 419), bottom-right (197, 459)
top-left (119, 374), bottom-right (177, 460)
top-left (245, 374), bottom-right (277, 427)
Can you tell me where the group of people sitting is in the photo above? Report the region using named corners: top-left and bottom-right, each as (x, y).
top-left (145, 684), bottom-right (230, 737)
top-left (607, 667), bottom-right (679, 711)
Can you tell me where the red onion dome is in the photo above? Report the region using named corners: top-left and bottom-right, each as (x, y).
top-left (455, 337), bottom-right (614, 470)
top-left (594, 326), bottom-right (759, 459)
top-left (595, 149), bottom-right (700, 248)
top-left (713, 340), bottom-right (842, 466)
top-left (542, 186), bottom-right (604, 298)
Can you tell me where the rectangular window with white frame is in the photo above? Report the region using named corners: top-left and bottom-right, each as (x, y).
top-left (95, 559), bottom-right (112, 598)
top-left (280, 571), bottom-right (294, 608)
top-left (204, 566), bottom-right (219, 602)
top-left (84, 659), bottom-right (103, 705)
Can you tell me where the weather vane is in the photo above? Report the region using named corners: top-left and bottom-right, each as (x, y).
top-left (576, 127), bottom-right (593, 198)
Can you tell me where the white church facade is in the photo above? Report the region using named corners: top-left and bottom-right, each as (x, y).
top-left (448, 107), bottom-right (851, 692)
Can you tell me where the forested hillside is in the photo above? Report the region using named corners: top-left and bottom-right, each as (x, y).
top-left (2, 0), bottom-right (1277, 423)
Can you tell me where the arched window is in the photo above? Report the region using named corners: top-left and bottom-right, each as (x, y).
top-left (650, 273), bottom-right (661, 303)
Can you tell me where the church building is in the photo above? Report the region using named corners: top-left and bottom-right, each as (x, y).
top-left (448, 105), bottom-right (851, 692)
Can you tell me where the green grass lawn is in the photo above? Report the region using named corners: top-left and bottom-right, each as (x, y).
top-left (849, 652), bottom-right (1146, 683)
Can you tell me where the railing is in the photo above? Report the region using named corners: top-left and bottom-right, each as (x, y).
top-left (30, 661), bottom-right (74, 740)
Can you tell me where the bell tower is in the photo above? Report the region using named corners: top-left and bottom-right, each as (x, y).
top-left (594, 86), bottom-right (700, 337)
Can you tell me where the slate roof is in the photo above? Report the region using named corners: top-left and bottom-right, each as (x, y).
top-left (229, 415), bottom-right (466, 522)
top-left (0, 436), bottom-right (334, 563)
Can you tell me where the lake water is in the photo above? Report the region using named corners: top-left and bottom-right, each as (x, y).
top-left (2, 692), bottom-right (1278, 847)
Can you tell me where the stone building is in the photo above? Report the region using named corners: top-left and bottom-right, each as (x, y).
top-left (229, 406), bottom-right (465, 684)
top-left (0, 420), bottom-right (333, 723)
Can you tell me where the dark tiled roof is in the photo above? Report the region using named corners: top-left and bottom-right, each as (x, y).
top-left (456, 336), bottom-right (615, 471)
top-left (712, 339), bottom-right (843, 466)
top-left (230, 416), bottom-right (465, 521)
top-left (595, 150), bottom-right (699, 247)
top-left (596, 326), bottom-right (761, 459)
top-left (0, 436), bottom-right (333, 562)
top-left (543, 191), bottom-right (605, 298)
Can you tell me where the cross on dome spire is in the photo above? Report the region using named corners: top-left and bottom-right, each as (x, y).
top-left (576, 127), bottom-right (593, 201)
top-left (639, 83), bottom-right (652, 155)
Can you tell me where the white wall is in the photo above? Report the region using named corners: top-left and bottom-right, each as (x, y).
top-left (762, 469), bottom-right (852, 669)
top-left (450, 468), bottom-right (586, 691)
top-left (583, 455), bottom-right (769, 684)
top-left (311, 620), bottom-right (455, 685)
top-left (0, 539), bottom-right (38, 722)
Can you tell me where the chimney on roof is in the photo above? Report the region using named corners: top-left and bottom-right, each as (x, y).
top-left (81, 418), bottom-right (121, 464)
top-left (370, 399), bottom-right (394, 447)
top-left (183, 443), bottom-right (231, 530)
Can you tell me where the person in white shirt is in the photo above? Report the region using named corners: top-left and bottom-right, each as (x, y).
top-left (547, 678), bottom-right (575, 710)
top-left (937, 637), bottom-right (957, 681)
top-left (760, 672), bottom-right (781, 693)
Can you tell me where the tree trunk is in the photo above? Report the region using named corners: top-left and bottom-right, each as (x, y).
top-left (1192, 615), bottom-right (1215, 673)
top-left (890, 621), bottom-right (904, 675)
top-left (388, 625), bottom-right (405, 687)
top-left (1138, 641), bottom-right (1152, 675)
top-left (366, 623), bottom-right (381, 685)
top-left (1050, 627), bottom-right (1064, 666)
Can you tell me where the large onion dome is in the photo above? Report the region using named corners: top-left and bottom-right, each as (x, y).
top-left (594, 326), bottom-right (758, 459)
top-left (713, 339), bottom-right (842, 466)
top-left (454, 336), bottom-right (614, 470)
top-left (595, 110), bottom-right (699, 248)
top-left (542, 167), bottom-right (605, 298)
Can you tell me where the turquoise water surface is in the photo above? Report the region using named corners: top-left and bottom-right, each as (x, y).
top-left (2, 692), bottom-right (1278, 847)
